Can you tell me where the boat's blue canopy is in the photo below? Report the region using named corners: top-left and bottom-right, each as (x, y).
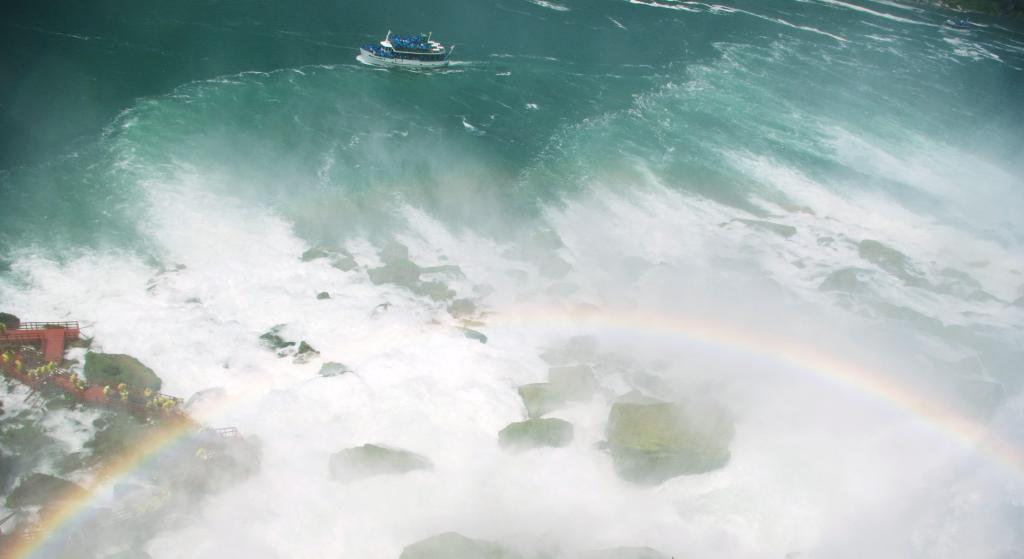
top-left (391, 33), bottom-right (433, 51)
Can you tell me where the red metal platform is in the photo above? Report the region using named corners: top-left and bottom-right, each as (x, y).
top-left (0, 321), bottom-right (80, 362)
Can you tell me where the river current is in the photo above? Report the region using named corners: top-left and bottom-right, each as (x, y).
top-left (1, 1), bottom-right (1023, 557)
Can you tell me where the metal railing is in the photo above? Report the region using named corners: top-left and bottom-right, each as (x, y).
top-left (9, 321), bottom-right (80, 330)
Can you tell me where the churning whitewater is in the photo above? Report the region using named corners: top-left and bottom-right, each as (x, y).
top-left (1, 0), bottom-right (1023, 558)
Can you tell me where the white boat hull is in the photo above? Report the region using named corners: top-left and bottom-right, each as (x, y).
top-left (359, 48), bottom-right (450, 69)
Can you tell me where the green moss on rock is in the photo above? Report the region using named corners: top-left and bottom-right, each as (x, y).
top-left (607, 400), bottom-right (732, 484)
top-left (499, 418), bottom-right (573, 450)
top-left (399, 532), bottom-right (524, 559)
top-left (83, 352), bottom-right (161, 392)
top-left (329, 444), bottom-right (432, 482)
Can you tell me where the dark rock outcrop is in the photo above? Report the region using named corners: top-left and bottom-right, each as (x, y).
top-left (83, 352), bottom-right (162, 392)
top-left (0, 312), bottom-right (20, 331)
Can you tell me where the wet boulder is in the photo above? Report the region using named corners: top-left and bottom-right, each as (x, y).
top-left (318, 362), bottom-right (351, 377)
top-left (499, 418), bottom-right (573, 450)
top-left (517, 383), bottom-right (563, 418)
top-left (399, 532), bottom-right (524, 559)
top-left (317, 291), bottom-right (331, 300)
top-left (329, 444), bottom-right (432, 482)
top-left (606, 399), bottom-right (733, 484)
top-left (0, 312), bottom-right (20, 331)
top-left (6, 472), bottom-right (86, 508)
top-left (83, 352), bottom-right (162, 392)
top-left (259, 324), bottom-right (296, 352)
top-left (293, 341), bottom-right (320, 364)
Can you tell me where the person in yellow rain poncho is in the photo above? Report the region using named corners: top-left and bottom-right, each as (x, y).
top-left (118, 382), bottom-right (129, 402)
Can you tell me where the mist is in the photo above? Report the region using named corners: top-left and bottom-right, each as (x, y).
top-left (2, 0), bottom-right (1024, 558)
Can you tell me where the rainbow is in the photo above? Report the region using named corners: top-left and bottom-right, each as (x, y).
top-left (2, 417), bottom-right (200, 559)
top-left (490, 306), bottom-right (1024, 477)
top-left (5, 306), bottom-right (1022, 557)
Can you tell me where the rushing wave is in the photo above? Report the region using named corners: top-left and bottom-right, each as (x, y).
top-left (1, 0), bottom-right (1023, 558)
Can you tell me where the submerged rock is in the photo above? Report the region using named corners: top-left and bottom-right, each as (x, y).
top-left (328, 444), bottom-right (432, 482)
top-left (399, 532), bottom-right (524, 559)
top-left (579, 547), bottom-right (671, 559)
top-left (259, 324), bottom-right (296, 351)
top-left (819, 267), bottom-right (874, 293)
top-left (499, 418), bottom-right (573, 450)
top-left (318, 362), bottom-right (351, 377)
top-left (461, 328), bottom-right (488, 344)
top-left (293, 341), bottom-right (320, 364)
top-left (301, 246), bottom-right (357, 271)
top-left (83, 352), bottom-right (162, 392)
top-left (857, 239), bottom-right (927, 287)
top-left (414, 280), bottom-right (457, 301)
top-left (368, 258), bottom-right (421, 287)
top-left (6, 473), bottom-right (86, 509)
top-left (734, 219), bottom-right (797, 238)
top-left (448, 298), bottom-right (477, 318)
top-left (367, 242), bottom-right (458, 301)
top-left (606, 399), bottom-right (733, 484)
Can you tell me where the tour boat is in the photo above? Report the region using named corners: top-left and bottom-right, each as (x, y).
top-left (360, 31), bottom-right (453, 69)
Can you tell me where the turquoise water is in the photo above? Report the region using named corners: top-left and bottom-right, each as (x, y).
top-left (2, 1), bottom-right (1024, 557)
